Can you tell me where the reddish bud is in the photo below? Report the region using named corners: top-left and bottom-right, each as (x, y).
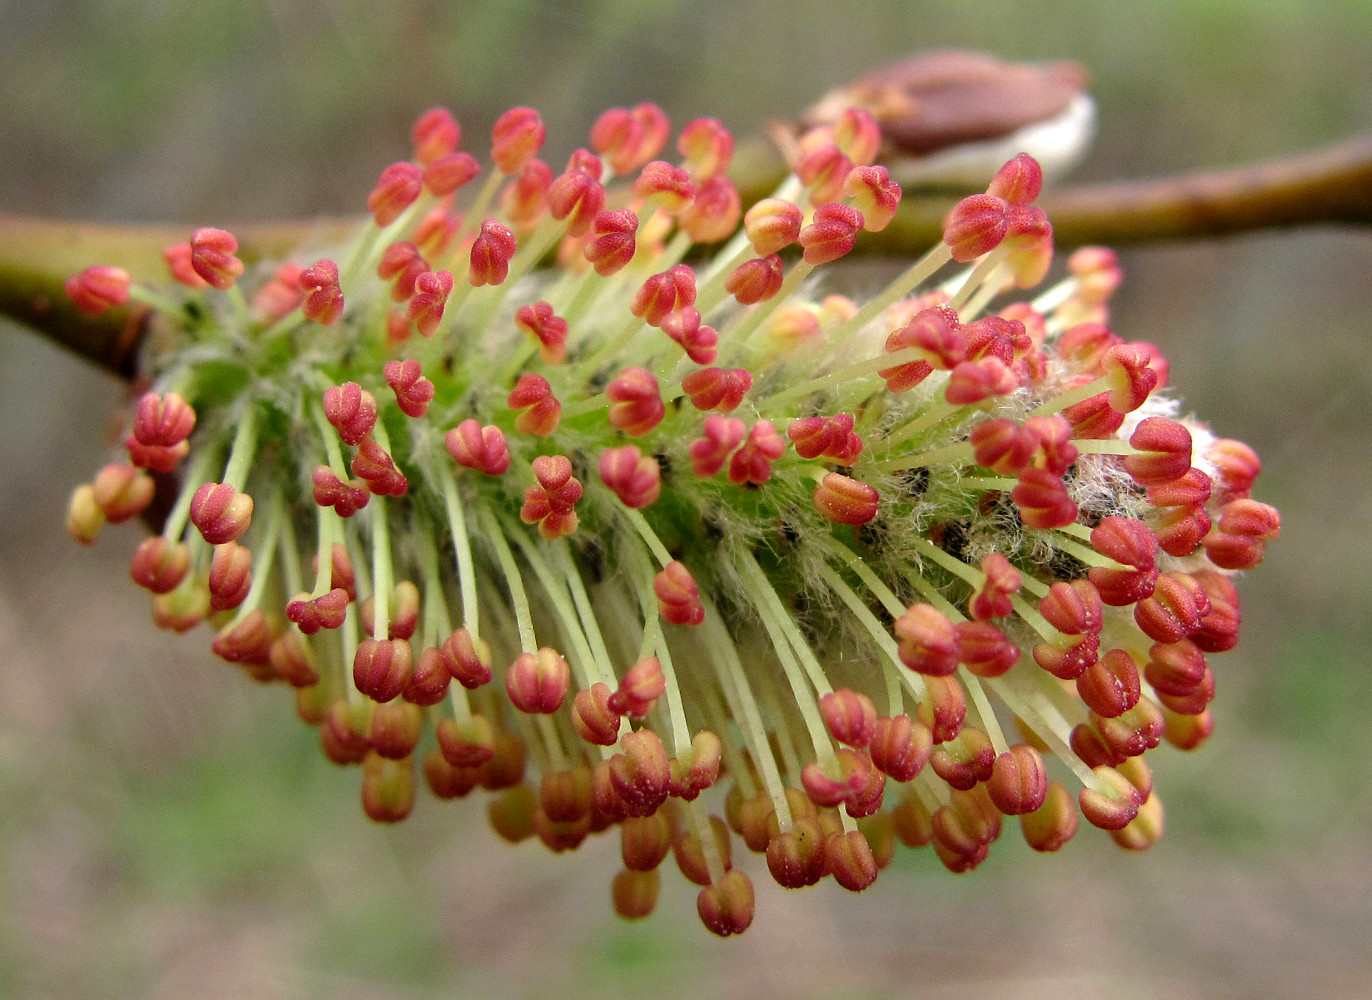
top-left (353, 638), bottom-right (413, 703)
top-left (599, 444), bottom-right (662, 508)
top-left (678, 175), bottom-right (741, 243)
top-left (506, 647), bottom-right (571, 714)
top-left (519, 454), bottom-right (582, 540)
top-left (190, 482), bottom-right (253, 544)
top-left (631, 264), bottom-right (697, 327)
top-left (424, 151), bottom-right (481, 196)
top-left (212, 610), bottom-right (273, 667)
top-left (582, 208), bottom-right (639, 276)
top-left (870, 713), bottom-right (932, 781)
top-left (812, 472), bottom-right (880, 525)
top-left (661, 307), bottom-right (718, 365)
top-left (383, 359), bottom-right (435, 418)
top-left (944, 194), bottom-right (1008, 261)
top-left (1126, 416), bottom-right (1192, 486)
top-left (894, 603), bottom-right (960, 676)
top-left (514, 301), bottom-right (569, 364)
top-left (208, 540), bottom-right (252, 612)
top-left (369, 699), bottom-right (423, 759)
top-left (298, 258), bottom-right (344, 325)
top-left (435, 714), bottom-right (496, 768)
top-left (632, 160), bottom-right (694, 213)
top-left (1038, 579), bottom-right (1103, 635)
top-left (987, 745), bottom-right (1048, 815)
top-left (491, 107), bottom-right (545, 174)
top-left (65, 266), bottom-right (131, 315)
top-left (311, 466), bottom-right (369, 517)
top-left (1020, 780), bottom-right (1079, 852)
top-left (956, 620), bottom-right (1019, 678)
top-left (367, 162), bottom-right (423, 227)
top-left (679, 117), bottom-right (734, 180)
top-left (844, 165), bottom-right (901, 231)
top-left (130, 537), bottom-right (191, 594)
top-left (799, 202), bottom-right (864, 264)
top-left (688, 414), bottom-right (746, 477)
top-left (682, 367), bottom-right (751, 413)
top-left (323, 382), bottom-right (377, 446)
top-left (351, 438), bottom-right (408, 497)
top-left (825, 830), bottom-right (878, 892)
top-left (653, 560), bottom-right (705, 626)
top-left (445, 419), bottom-right (511, 476)
top-left (573, 683), bottom-right (622, 746)
top-left (507, 373), bottom-right (561, 437)
top-left (987, 153), bottom-right (1044, 205)
top-left (727, 420), bottom-right (785, 486)
top-left (609, 729), bottom-right (671, 818)
top-left (697, 869), bottom-right (754, 937)
top-left (411, 106), bottom-right (460, 164)
top-left (606, 367), bottom-right (665, 436)
top-left (408, 268), bottom-right (454, 338)
top-left (744, 198), bottom-right (803, 255)
top-left (546, 166), bottom-right (606, 237)
top-left (189, 227), bottom-right (244, 290)
top-left (969, 553), bottom-right (1022, 620)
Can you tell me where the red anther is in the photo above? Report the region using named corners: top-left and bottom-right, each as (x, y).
top-left (1091, 516), bottom-right (1157, 570)
top-left (1134, 571), bottom-right (1210, 644)
top-left (123, 433), bottom-right (186, 471)
top-left (1203, 499), bottom-right (1280, 570)
top-left (620, 812), bottom-right (672, 871)
top-left (681, 366), bottom-right (752, 413)
top-left (820, 689), bottom-right (878, 748)
top-left (400, 647), bottom-right (450, 702)
top-left (1148, 467), bottom-right (1212, 510)
top-left (608, 656), bottom-right (667, 719)
top-left (366, 162), bottom-right (423, 228)
top-left (211, 610), bottom-right (272, 667)
top-left (490, 106), bottom-right (545, 174)
top-left (499, 158), bottom-right (554, 228)
top-left (727, 420), bottom-right (786, 486)
top-left (383, 359), bottom-right (435, 418)
top-left (797, 142), bottom-right (853, 204)
top-left (1068, 246), bottom-right (1122, 301)
top-left (360, 580), bottom-right (419, 640)
top-left (189, 482), bottom-right (253, 544)
top-left (1057, 322), bottom-right (1120, 368)
top-left (844, 165), bottom-right (901, 232)
top-left (208, 540), bottom-right (252, 611)
top-left (607, 367), bottom-right (665, 436)
top-left (724, 254), bottom-right (784, 305)
top-left (1032, 632), bottom-right (1100, 680)
top-left (423, 152), bottom-right (480, 197)
top-left (1153, 505), bottom-right (1210, 559)
top-left (251, 261), bottom-right (306, 323)
top-left (133, 392), bottom-right (195, 448)
top-left (653, 560), bottom-right (705, 626)
top-left (672, 116), bottom-right (733, 181)
top-left (513, 301), bottom-right (568, 364)
top-left (163, 242), bottom-right (209, 288)
top-left (632, 160), bottom-right (695, 213)
top-left (1079, 765), bottom-right (1143, 831)
top-left (946, 356), bottom-right (1019, 405)
top-left (590, 107), bottom-right (640, 172)
top-left (869, 714), bottom-right (932, 781)
top-left (813, 472), bottom-right (880, 525)
top-left (504, 646), bottom-right (571, 714)
top-left (986, 152), bottom-right (1044, 205)
top-left (944, 193), bottom-right (1009, 261)
top-left (402, 268), bottom-right (451, 338)
top-left (1004, 207), bottom-right (1054, 287)
top-left (985, 744), bottom-right (1048, 816)
top-left (519, 454), bottom-right (583, 540)
top-left (631, 263), bottom-right (697, 327)
top-left (1069, 721), bottom-right (1120, 770)
top-left (971, 418), bottom-right (1038, 475)
top-left (65, 265), bottom-right (130, 315)
top-left (445, 419), bottom-right (511, 476)
top-left (930, 726), bottom-right (996, 790)
top-left (697, 869), bottom-right (754, 937)
top-left (368, 699), bottom-right (423, 760)
top-left (573, 683), bottom-right (621, 746)
top-left (311, 466), bottom-right (370, 517)
top-left (798, 202), bottom-right (864, 264)
top-left (962, 315), bottom-right (1020, 365)
top-left (294, 258), bottom-right (344, 325)
top-left (81, 467), bottom-right (142, 528)
top-left (678, 175), bottom-right (741, 244)
top-left (1155, 668), bottom-right (1215, 716)
top-left (1076, 648), bottom-right (1142, 718)
top-left (270, 632), bottom-right (319, 689)
top-left (188, 227), bottom-right (244, 290)
top-left (321, 381), bottom-right (375, 444)
top-left (609, 728), bottom-right (672, 818)
top-left (788, 412), bottom-right (862, 463)
top-left (468, 219), bottom-right (517, 287)
top-left (540, 766), bottom-right (594, 824)
top-left (916, 673), bottom-right (967, 743)
top-left (285, 587), bottom-right (349, 635)
top-left (412, 206), bottom-right (461, 256)
top-left (546, 166), bottom-right (606, 237)
top-left (581, 208), bottom-right (639, 277)
top-left (894, 603), bottom-right (961, 676)
top-left (825, 828), bottom-right (879, 892)
top-left (566, 147), bottom-right (604, 180)
top-left (1038, 579), bottom-right (1103, 635)
top-left (1206, 438), bottom-right (1262, 500)
top-left (350, 438), bottom-right (408, 497)
top-left (599, 444), bottom-right (662, 509)
top-left (954, 620), bottom-right (1019, 677)
top-left (436, 627), bottom-right (492, 689)
top-left (411, 106), bottom-right (460, 165)
top-left (1191, 571), bottom-right (1241, 653)
top-left (1144, 638), bottom-right (1208, 699)
top-left (351, 637), bottom-right (413, 703)
top-left (1061, 390), bottom-right (1126, 439)
top-left (1093, 699), bottom-right (1165, 760)
top-left (765, 817), bottom-right (828, 888)
top-left (1097, 343), bottom-right (1156, 413)
top-left (659, 307), bottom-right (718, 365)
top-left (832, 107), bottom-right (882, 164)
top-left (969, 553), bottom-right (1022, 621)
top-left (688, 414), bottom-right (746, 477)
top-left (507, 373), bottom-right (562, 437)
top-left (130, 537), bottom-right (190, 595)
top-left (898, 304), bottom-right (967, 370)
top-left (1011, 467), bottom-right (1078, 529)
top-left (801, 749), bottom-right (872, 808)
top-left (1017, 419), bottom-right (1075, 476)
top-left (744, 197), bottom-right (804, 255)
top-left (1018, 779), bottom-right (1078, 852)
top-left (435, 714), bottom-right (496, 770)
top-left (1123, 416), bottom-right (1192, 487)
top-left (1089, 564), bottom-right (1159, 607)
top-left (845, 759), bottom-right (888, 819)
top-left (669, 730), bottom-right (723, 800)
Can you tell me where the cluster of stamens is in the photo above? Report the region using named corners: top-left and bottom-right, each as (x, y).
top-left (65, 101), bottom-right (1279, 936)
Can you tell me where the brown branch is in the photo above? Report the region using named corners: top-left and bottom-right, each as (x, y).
top-left (5, 134), bottom-right (1372, 380)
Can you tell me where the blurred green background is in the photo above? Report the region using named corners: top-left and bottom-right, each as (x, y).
top-left (2, 1), bottom-right (1371, 997)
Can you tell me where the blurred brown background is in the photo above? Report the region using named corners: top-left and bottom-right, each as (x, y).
top-left (2, 1), bottom-right (1371, 997)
